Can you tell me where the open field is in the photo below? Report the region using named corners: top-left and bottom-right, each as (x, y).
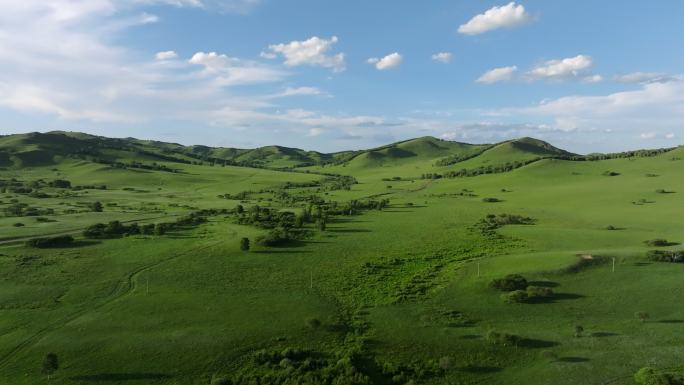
top-left (1, 132), bottom-right (683, 385)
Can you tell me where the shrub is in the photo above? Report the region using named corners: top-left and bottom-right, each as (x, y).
top-left (490, 274), bottom-right (528, 292)
top-left (647, 250), bottom-right (684, 263)
top-left (526, 286), bottom-right (554, 299)
top-left (239, 237), bottom-right (250, 251)
top-left (634, 367), bottom-right (684, 385)
top-left (305, 317), bottom-right (321, 329)
top-left (574, 325), bottom-right (584, 338)
top-left (603, 171), bottom-right (620, 176)
top-left (644, 239), bottom-right (673, 247)
top-left (501, 290), bottom-right (529, 304)
top-left (482, 197), bottom-right (501, 203)
top-left (13, 222), bottom-right (24, 227)
top-left (91, 201), bottom-right (103, 212)
top-left (26, 235), bottom-right (74, 248)
top-left (486, 330), bottom-right (522, 347)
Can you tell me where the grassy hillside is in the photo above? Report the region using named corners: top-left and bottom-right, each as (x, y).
top-left (0, 132), bottom-right (683, 385)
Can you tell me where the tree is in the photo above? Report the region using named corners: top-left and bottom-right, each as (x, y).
top-left (42, 352), bottom-right (59, 382)
top-left (240, 237), bottom-right (250, 251)
top-left (317, 218), bottom-right (326, 231)
top-left (305, 317), bottom-right (321, 329)
top-left (91, 201), bottom-right (103, 212)
top-left (235, 204), bottom-right (244, 214)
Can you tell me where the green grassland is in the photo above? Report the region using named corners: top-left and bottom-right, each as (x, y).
top-left (1, 131), bottom-right (683, 385)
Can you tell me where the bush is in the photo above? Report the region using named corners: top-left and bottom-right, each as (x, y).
top-left (490, 274), bottom-right (528, 292)
top-left (526, 286), bottom-right (554, 299)
top-left (603, 171), bottom-right (620, 176)
top-left (486, 330), bottom-right (522, 347)
top-left (305, 317), bottom-right (321, 329)
top-left (26, 235), bottom-right (74, 248)
top-left (634, 367), bottom-right (684, 385)
top-left (12, 222), bottom-right (24, 227)
top-left (239, 237), bottom-right (250, 251)
top-left (501, 290), bottom-right (529, 304)
top-left (482, 197), bottom-right (501, 203)
top-left (644, 239), bottom-right (674, 247)
top-left (647, 250), bottom-right (684, 263)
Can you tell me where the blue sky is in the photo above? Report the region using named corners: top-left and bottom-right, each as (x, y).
top-left (1, 1), bottom-right (683, 153)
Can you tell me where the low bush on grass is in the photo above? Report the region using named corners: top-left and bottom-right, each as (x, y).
top-left (501, 290), bottom-right (528, 303)
top-left (487, 330), bottom-right (522, 347)
top-left (602, 171), bottom-right (620, 176)
top-left (26, 235), bottom-right (74, 248)
top-left (634, 367), bottom-right (684, 385)
top-left (482, 197), bottom-right (501, 203)
top-left (647, 250), bottom-right (684, 263)
top-left (644, 239), bottom-right (676, 247)
top-left (490, 274), bottom-right (528, 292)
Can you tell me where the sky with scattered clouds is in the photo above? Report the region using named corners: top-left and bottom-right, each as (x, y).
top-left (0, 0), bottom-right (682, 153)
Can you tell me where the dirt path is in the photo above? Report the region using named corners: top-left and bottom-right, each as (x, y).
top-left (0, 241), bottom-right (221, 369)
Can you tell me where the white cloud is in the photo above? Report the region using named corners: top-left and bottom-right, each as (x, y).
top-left (613, 72), bottom-right (677, 84)
top-left (583, 74), bottom-right (603, 83)
top-left (666, 133), bottom-right (676, 139)
top-left (477, 66), bottom-right (517, 84)
top-left (266, 36), bottom-right (346, 72)
top-left (155, 50), bottom-right (178, 60)
top-left (458, 2), bottom-right (533, 35)
top-left (493, 80), bottom-right (684, 147)
top-left (367, 52), bottom-right (403, 70)
top-left (307, 127), bottom-right (324, 137)
top-left (431, 52), bottom-right (453, 63)
top-left (267, 86), bottom-right (324, 99)
top-left (526, 55), bottom-right (593, 80)
top-left (188, 51), bottom-right (287, 86)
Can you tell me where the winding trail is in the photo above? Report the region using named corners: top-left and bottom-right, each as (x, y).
top-left (0, 241), bottom-right (221, 370)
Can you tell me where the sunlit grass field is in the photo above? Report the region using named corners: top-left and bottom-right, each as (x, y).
top-left (1, 135), bottom-right (683, 385)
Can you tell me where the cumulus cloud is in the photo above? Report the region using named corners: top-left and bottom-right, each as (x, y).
top-left (458, 2), bottom-right (533, 35)
top-left (477, 66), bottom-right (518, 84)
top-left (367, 53), bottom-right (403, 70)
top-left (155, 50), bottom-right (178, 60)
top-left (526, 55), bottom-right (593, 80)
top-left (266, 36), bottom-right (346, 72)
top-left (431, 52), bottom-right (453, 63)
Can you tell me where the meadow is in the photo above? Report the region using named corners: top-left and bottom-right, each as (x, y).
top-left (1, 132), bottom-right (683, 385)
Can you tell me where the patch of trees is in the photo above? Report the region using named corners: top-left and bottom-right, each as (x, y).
top-left (3, 203), bottom-right (55, 217)
top-left (434, 145), bottom-right (496, 167)
top-left (423, 158), bottom-right (543, 179)
top-left (213, 347), bottom-right (374, 385)
top-left (48, 179), bottom-right (71, 188)
top-left (26, 235), bottom-right (74, 248)
top-left (474, 213), bottom-right (535, 234)
top-left (83, 210), bottom-right (221, 239)
top-left (647, 250), bottom-right (684, 263)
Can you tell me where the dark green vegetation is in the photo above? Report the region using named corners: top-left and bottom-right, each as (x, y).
top-left (1, 131), bottom-right (684, 385)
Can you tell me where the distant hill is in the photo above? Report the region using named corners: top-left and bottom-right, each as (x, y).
top-left (0, 131), bottom-right (676, 176)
